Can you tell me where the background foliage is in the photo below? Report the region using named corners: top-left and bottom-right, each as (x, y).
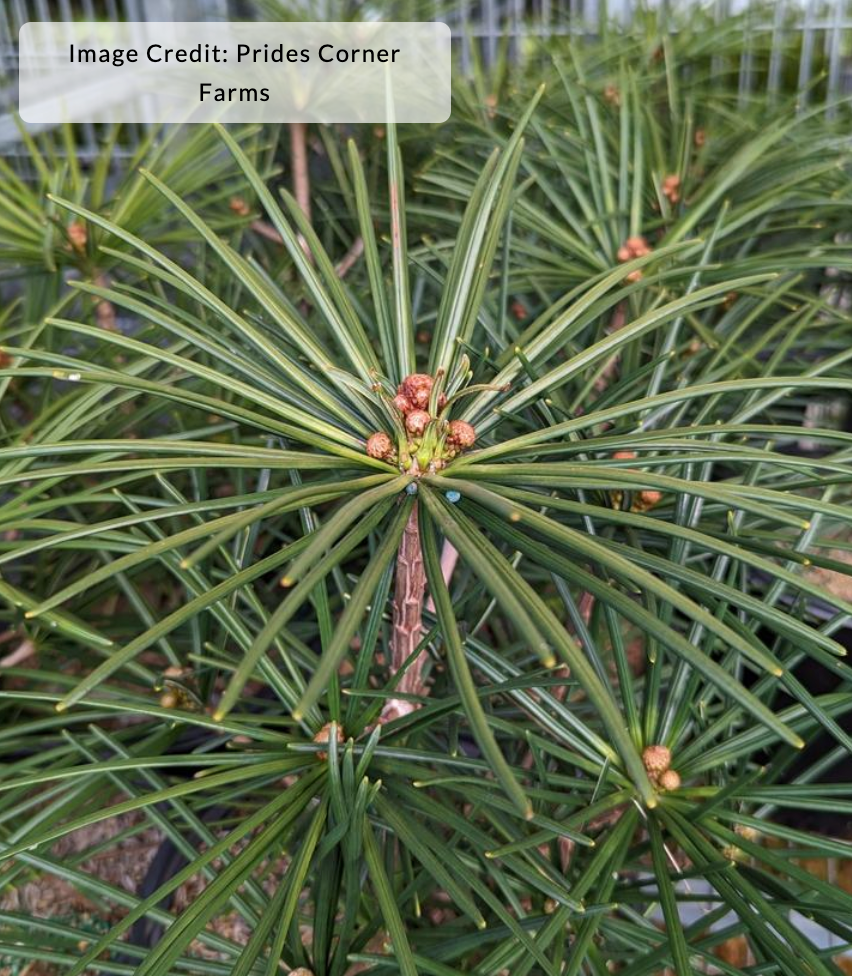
top-left (2, 15), bottom-right (852, 976)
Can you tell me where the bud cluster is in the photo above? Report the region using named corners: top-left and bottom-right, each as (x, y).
top-left (616, 235), bottom-right (653, 283)
top-left (661, 173), bottom-right (681, 204)
top-left (642, 744), bottom-right (681, 792)
top-left (610, 451), bottom-right (664, 513)
top-left (365, 372), bottom-right (477, 474)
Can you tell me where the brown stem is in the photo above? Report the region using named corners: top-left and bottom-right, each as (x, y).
top-left (593, 300), bottom-right (627, 395)
top-left (381, 503), bottom-right (428, 722)
top-left (425, 540), bottom-right (458, 615)
top-left (250, 219), bottom-right (284, 244)
top-left (94, 272), bottom-right (118, 333)
top-left (334, 236), bottom-right (365, 278)
top-left (290, 121), bottom-right (312, 261)
top-left (0, 638), bottom-right (35, 668)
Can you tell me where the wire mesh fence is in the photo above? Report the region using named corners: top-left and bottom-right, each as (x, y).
top-left (2, 0), bottom-right (852, 150)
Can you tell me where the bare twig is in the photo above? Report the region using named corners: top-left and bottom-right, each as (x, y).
top-left (334, 236), bottom-right (365, 278)
top-left (94, 272), bottom-right (118, 333)
top-left (425, 540), bottom-right (458, 615)
top-left (249, 220), bottom-right (284, 244)
top-left (249, 224), bottom-right (364, 280)
top-left (0, 639), bottom-right (36, 668)
top-left (290, 121), bottom-right (312, 260)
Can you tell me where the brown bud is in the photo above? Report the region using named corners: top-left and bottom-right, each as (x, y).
top-left (612, 450), bottom-right (636, 461)
top-left (662, 174), bottom-right (681, 204)
top-left (632, 489), bottom-right (663, 513)
top-left (313, 722), bottom-right (344, 761)
top-left (229, 196), bottom-right (251, 216)
top-left (366, 432), bottom-right (394, 460)
top-left (603, 84), bottom-right (621, 106)
top-left (735, 824), bottom-right (758, 842)
top-left (625, 235), bottom-right (649, 253)
top-left (405, 409), bottom-right (431, 436)
top-left (67, 220), bottom-right (87, 252)
top-left (616, 245), bottom-right (632, 263)
top-left (642, 744), bottom-right (671, 776)
top-left (392, 393), bottom-right (412, 414)
top-left (447, 420), bottom-right (476, 449)
top-left (625, 269), bottom-right (643, 283)
top-left (400, 373), bottom-right (434, 410)
top-left (160, 691), bottom-right (178, 709)
top-left (658, 769), bottom-right (681, 791)
top-left (694, 128), bottom-right (706, 147)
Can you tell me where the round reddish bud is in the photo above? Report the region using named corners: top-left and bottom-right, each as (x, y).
top-left (642, 744), bottom-right (671, 776)
top-left (616, 245), bottom-right (632, 263)
top-left (405, 409), bottom-right (431, 436)
top-left (625, 235), bottom-right (648, 252)
top-left (658, 769), bottom-right (681, 791)
top-left (400, 373), bottom-right (434, 410)
top-left (67, 220), bottom-right (87, 252)
top-left (392, 394), bottom-right (412, 414)
top-left (366, 432), bottom-right (393, 459)
top-left (612, 450), bottom-right (636, 461)
top-left (639, 489), bottom-right (663, 507)
top-left (447, 420), bottom-right (476, 449)
top-left (229, 196), bottom-right (251, 216)
top-left (603, 84), bottom-right (621, 106)
top-left (625, 269), bottom-right (643, 283)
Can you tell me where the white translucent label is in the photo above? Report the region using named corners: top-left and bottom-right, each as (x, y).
top-left (19, 21), bottom-right (451, 124)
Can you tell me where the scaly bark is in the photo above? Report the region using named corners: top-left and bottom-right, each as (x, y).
top-left (381, 503), bottom-right (428, 721)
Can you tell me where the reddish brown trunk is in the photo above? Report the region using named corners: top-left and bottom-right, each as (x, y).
top-left (391, 503), bottom-right (427, 694)
top-left (381, 503), bottom-right (428, 721)
top-left (290, 121), bottom-right (311, 224)
top-left (290, 121), bottom-right (312, 262)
